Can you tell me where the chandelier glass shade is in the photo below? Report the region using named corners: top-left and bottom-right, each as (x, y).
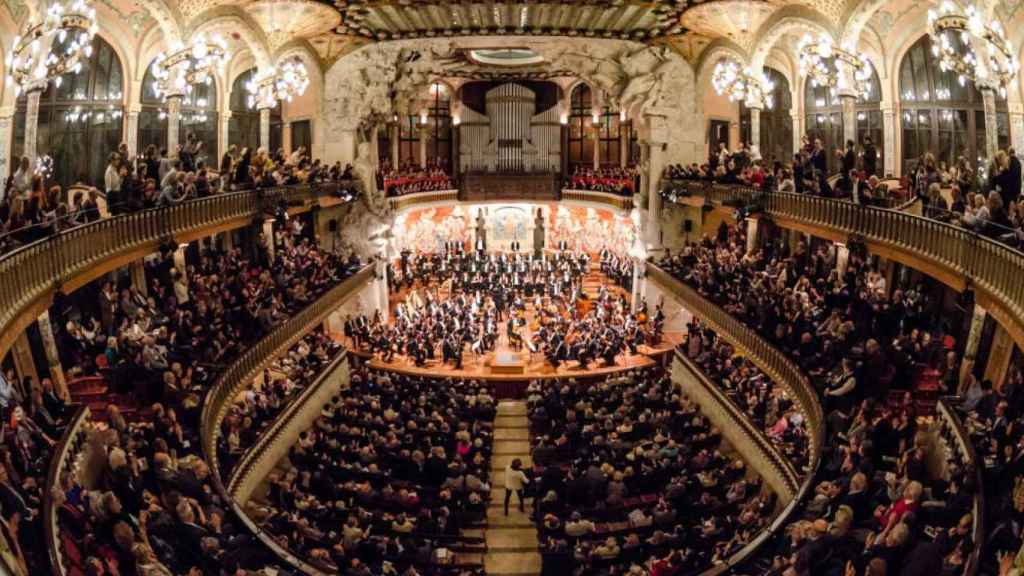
top-left (711, 58), bottom-right (775, 109)
top-left (797, 33), bottom-right (874, 99)
top-left (246, 58), bottom-right (310, 110)
top-left (927, 2), bottom-right (1018, 96)
top-left (150, 34), bottom-right (229, 100)
top-left (5, 0), bottom-right (98, 96)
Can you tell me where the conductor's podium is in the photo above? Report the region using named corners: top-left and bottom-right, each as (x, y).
top-left (488, 351), bottom-right (528, 375)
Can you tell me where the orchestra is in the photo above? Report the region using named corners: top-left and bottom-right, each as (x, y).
top-left (344, 245), bottom-right (665, 370)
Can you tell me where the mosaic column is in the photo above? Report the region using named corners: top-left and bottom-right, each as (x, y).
top-left (0, 110), bottom-right (14, 178)
top-left (981, 86), bottom-right (999, 160)
top-left (167, 95), bottom-right (182, 158)
top-left (747, 105), bottom-right (761, 155)
top-left (125, 106), bottom-right (140, 158)
top-left (882, 105), bottom-right (896, 177)
top-left (259, 107), bottom-right (271, 151)
top-left (24, 89), bottom-right (42, 162)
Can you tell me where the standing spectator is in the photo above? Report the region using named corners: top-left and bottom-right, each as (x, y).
top-left (863, 135), bottom-right (878, 177)
top-left (504, 458), bottom-right (530, 515)
top-left (105, 152), bottom-right (122, 215)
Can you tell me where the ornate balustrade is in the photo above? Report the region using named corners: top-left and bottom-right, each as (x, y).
top-left (646, 264), bottom-right (823, 573)
top-left (935, 398), bottom-right (985, 576)
top-left (198, 265), bottom-right (374, 575)
top-left (662, 180), bottom-right (1024, 351)
top-left (560, 189), bottom-right (634, 211)
top-left (44, 406), bottom-right (94, 576)
top-left (388, 189), bottom-right (460, 212)
top-left (0, 181), bottom-right (359, 360)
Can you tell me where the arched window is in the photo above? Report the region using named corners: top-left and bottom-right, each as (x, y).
top-left (740, 67), bottom-right (792, 164)
top-left (137, 61), bottom-right (218, 165)
top-left (12, 35), bottom-right (124, 188)
top-left (398, 114), bottom-right (419, 167)
top-left (425, 83), bottom-right (452, 170)
top-left (568, 84), bottom-right (593, 170)
top-left (899, 35), bottom-right (1008, 173)
top-left (229, 68), bottom-right (282, 153)
top-left (804, 62), bottom-right (882, 174)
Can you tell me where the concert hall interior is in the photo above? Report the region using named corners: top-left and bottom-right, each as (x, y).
top-left (4, 1), bottom-right (1024, 576)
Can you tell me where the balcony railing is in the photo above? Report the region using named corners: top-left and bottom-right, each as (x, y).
top-left (44, 406), bottom-right (93, 576)
top-left (560, 189), bottom-right (635, 211)
top-left (0, 182), bottom-right (358, 360)
top-left (646, 263), bottom-right (823, 573)
top-left (199, 265), bottom-right (374, 575)
top-left (935, 398), bottom-right (985, 576)
top-left (662, 180), bottom-right (1024, 350)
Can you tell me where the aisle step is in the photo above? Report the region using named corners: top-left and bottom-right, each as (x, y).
top-left (494, 427), bottom-right (530, 441)
top-left (494, 416), bottom-right (529, 429)
top-left (494, 440), bottom-right (530, 455)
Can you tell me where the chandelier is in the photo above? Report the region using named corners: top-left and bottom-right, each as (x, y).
top-left (246, 58), bottom-right (310, 109)
top-left (5, 0), bottom-right (98, 96)
top-left (711, 58), bottom-right (775, 108)
top-left (928, 2), bottom-right (1018, 95)
top-left (797, 34), bottom-right (874, 99)
top-left (150, 34), bottom-right (229, 99)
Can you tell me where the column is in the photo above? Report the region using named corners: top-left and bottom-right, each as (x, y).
top-left (646, 140), bottom-right (665, 249)
top-left (24, 89), bottom-right (42, 162)
top-left (390, 123), bottom-right (400, 166)
top-left (835, 243), bottom-right (850, 278)
top-left (374, 257), bottom-right (390, 320)
top-left (620, 121), bottom-right (629, 167)
top-left (219, 112), bottom-right (232, 161)
top-left (1010, 103), bottom-right (1024, 153)
top-left (125, 106), bottom-right (141, 158)
top-left (882, 105), bottom-right (896, 177)
top-left (592, 122), bottom-right (601, 170)
top-left (167, 95), bottom-right (182, 158)
top-left (790, 111), bottom-right (802, 155)
top-left (747, 104), bottom-right (762, 155)
top-left (981, 86), bottom-right (998, 160)
top-left (9, 332), bottom-right (38, 394)
top-left (961, 303), bottom-right (988, 384)
top-left (984, 325), bottom-right (1015, 388)
top-left (173, 243), bottom-right (189, 299)
top-left (839, 91), bottom-right (857, 149)
top-left (36, 311), bottom-right (67, 398)
top-left (129, 260), bottom-right (148, 296)
top-left (0, 107), bottom-right (13, 178)
top-left (261, 219), bottom-right (276, 262)
top-left (745, 218), bottom-right (759, 254)
top-left (419, 126), bottom-right (428, 168)
top-left (259, 107), bottom-right (271, 151)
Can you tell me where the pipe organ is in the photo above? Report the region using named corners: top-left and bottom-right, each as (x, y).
top-left (458, 82), bottom-right (561, 174)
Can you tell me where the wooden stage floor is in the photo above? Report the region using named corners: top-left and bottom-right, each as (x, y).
top-left (346, 332), bottom-right (683, 382)
top-left (340, 261), bottom-right (683, 386)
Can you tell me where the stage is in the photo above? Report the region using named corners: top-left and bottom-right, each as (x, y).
top-left (341, 256), bottom-right (683, 397)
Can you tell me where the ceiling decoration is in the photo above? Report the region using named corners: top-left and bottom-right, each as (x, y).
top-left (680, 0), bottom-right (778, 50)
top-left (246, 0), bottom-right (340, 50)
top-left (328, 1), bottom-right (688, 41)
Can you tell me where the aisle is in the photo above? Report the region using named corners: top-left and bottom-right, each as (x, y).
top-left (481, 400), bottom-right (542, 576)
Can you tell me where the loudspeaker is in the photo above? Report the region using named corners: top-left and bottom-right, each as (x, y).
top-left (683, 220), bottom-right (693, 233)
top-left (328, 219), bottom-right (338, 232)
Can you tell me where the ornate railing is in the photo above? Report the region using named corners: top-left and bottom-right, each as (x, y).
top-left (225, 352), bottom-right (348, 497)
top-left (663, 180), bottom-right (1024, 350)
top-left (560, 189), bottom-right (634, 211)
top-left (199, 265), bottom-right (373, 575)
top-left (44, 406), bottom-right (92, 576)
top-left (388, 189), bottom-right (460, 212)
top-left (648, 265), bottom-right (823, 574)
top-left (673, 351), bottom-right (799, 496)
top-left (936, 398), bottom-right (985, 576)
top-left (0, 181), bottom-right (358, 359)
top-left (647, 263), bottom-right (824, 465)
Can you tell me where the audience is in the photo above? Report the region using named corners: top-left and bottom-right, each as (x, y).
top-left (379, 160), bottom-right (455, 197)
top-left (565, 166), bottom-right (638, 196)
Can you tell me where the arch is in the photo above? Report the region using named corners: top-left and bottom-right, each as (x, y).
top-left (694, 39), bottom-right (750, 97)
top-left (896, 34), bottom-right (1008, 173)
top-left (740, 66), bottom-right (793, 163)
top-left (137, 54), bottom-right (219, 159)
top-left (228, 67), bottom-right (282, 152)
top-left (190, 13), bottom-right (271, 72)
top-left (11, 34), bottom-right (126, 188)
top-left (839, 0), bottom-right (892, 50)
top-left (750, 8), bottom-right (837, 71)
top-left (804, 58), bottom-right (883, 173)
top-left (132, 0), bottom-right (183, 47)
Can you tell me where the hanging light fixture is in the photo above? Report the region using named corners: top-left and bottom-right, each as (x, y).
top-left (150, 34), bottom-right (230, 100)
top-left (246, 57), bottom-right (310, 109)
top-left (927, 2), bottom-right (1019, 96)
top-left (797, 33), bottom-right (874, 99)
top-left (5, 0), bottom-right (98, 96)
top-left (711, 57), bottom-right (775, 108)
